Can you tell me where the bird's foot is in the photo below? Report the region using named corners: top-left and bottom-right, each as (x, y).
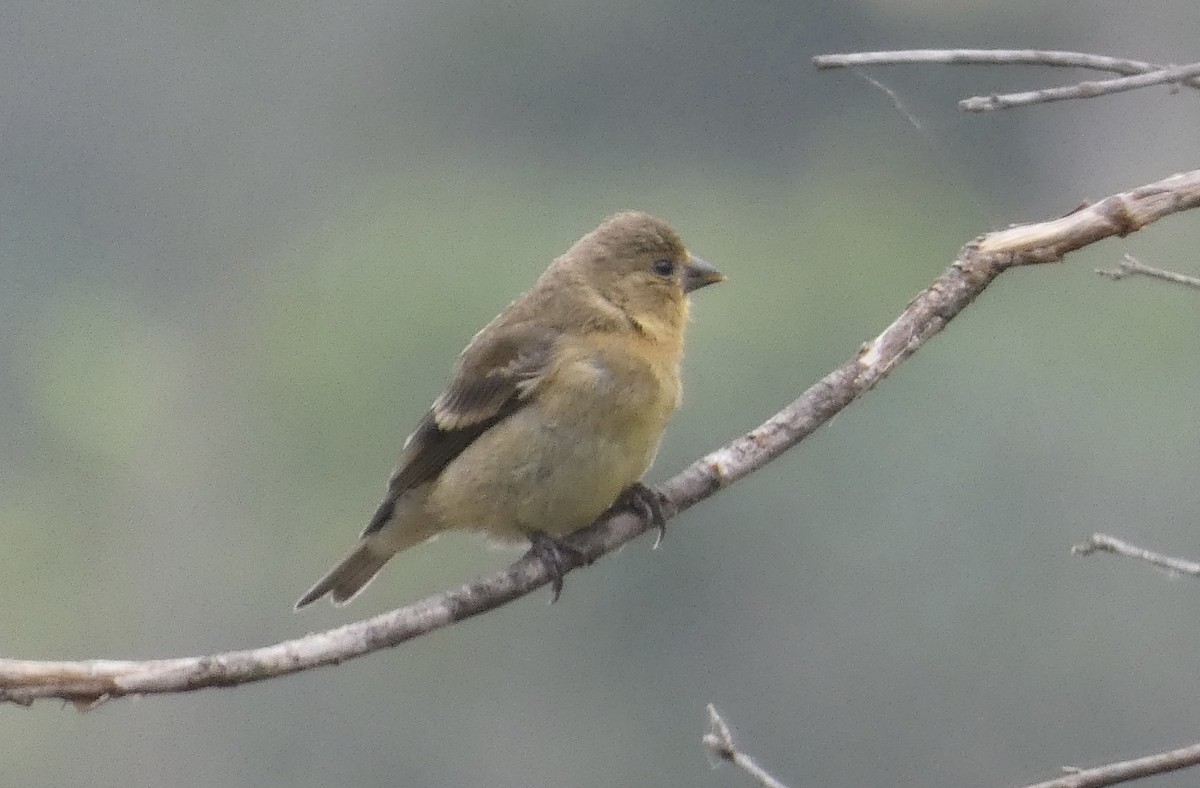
top-left (525, 530), bottom-right (587, 603)
top-left (610, 482), bottom-right (670, 548)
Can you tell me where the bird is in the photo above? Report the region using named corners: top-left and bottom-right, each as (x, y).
top-left (295, 211), bottom-right (724, 608)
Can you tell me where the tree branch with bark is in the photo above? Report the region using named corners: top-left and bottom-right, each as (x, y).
top-left (3, 167), bottom-right (1197, 710)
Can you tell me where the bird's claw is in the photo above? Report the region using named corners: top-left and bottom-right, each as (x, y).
top-left (525, 530), bottom-right (587, 603)
top-left (612, 482), bottom-right (670, 548)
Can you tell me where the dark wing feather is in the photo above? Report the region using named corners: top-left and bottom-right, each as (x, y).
top-left (361, 321), bottom-right (557, 537)
top-left (430, 322), bottom-right (559, 430)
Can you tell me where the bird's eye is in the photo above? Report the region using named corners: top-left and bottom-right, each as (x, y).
top-left (652, 259), bottom-right (676, 276)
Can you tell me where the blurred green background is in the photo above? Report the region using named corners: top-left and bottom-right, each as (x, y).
top-left (3, 2), bottom-right (1200, 786)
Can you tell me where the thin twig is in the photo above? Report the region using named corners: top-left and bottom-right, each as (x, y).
top-left (1072, 533), bottom-right (1200, 576)
top-left (813, 49), bottom-right (1200, 112)
top-left (1096, 253), bottom-right (1200, 291)
top-left (1022, 740), bottom-right (1200, 788)
top-left (813, 49), bottom-right (1200, 91)
top-left (959, 61), bottom-right (1200, 112)
top-left (703, 705), bottom-right (792, 788)
top-left (850, 70), bottom-right (925, 131)
top-left (2, 167), bottom-right (1199, 708)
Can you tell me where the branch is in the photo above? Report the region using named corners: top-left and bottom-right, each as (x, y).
top-left (812, 49), bottom-right (1200, 84)
top-left (3, 167), bottom-right (1199, 708)
top-left (1096, 253), bottom-right (1200, 291)
top-left (813, 49), bottom-right (1200, 111)
top-left (703, 705), bottom-right (792, 788)
top-left (1072, 533), bottom-right (1200, 576)
top-left (959, 61), bottom-right (1200, 112)
top-left (1022, 740), bottom-right (1200, 788)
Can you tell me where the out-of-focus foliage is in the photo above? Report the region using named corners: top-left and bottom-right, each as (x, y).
top-left (2, 2), bottom-right (1200, 787)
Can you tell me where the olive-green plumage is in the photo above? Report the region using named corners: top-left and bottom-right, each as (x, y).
top-left (295, 211), bottom-right (723, 608)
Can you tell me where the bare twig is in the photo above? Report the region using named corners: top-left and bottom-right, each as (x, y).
top-left (1072, 533), bottom-right (1200, 576)
top-left (973, 170), bottom-right (1200, 256)
top-left (703, 705), bottom-right (792, 788)
top-left (959, 61), bottom-right (1200, 112)
top-left (813, 49), bottom-right (1200, 91)
top-left (1096, 253), bottom-right (1200, 291)
top-left (813, 49), bottom-right (1200, 112)
top-left (1022, 740), bottom-right (1200, 788)
top-left (2, 167), bottom-right (1199, 708)
top-left (850, 70), bottom-right (925, 131)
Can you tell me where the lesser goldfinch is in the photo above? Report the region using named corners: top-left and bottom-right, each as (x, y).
top-left (296, 211), bottom-right (723, 608)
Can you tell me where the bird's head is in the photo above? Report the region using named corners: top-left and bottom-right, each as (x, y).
top-left (560, 211), bottom-right (724, 337)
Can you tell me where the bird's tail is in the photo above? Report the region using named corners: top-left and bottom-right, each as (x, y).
top-left (295, 511), bottom-right (435, 608)
top-left (294, 538), bottom-right (392, 608)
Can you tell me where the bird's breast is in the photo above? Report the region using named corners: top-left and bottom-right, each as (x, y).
top-left (426, 331), bottom-right (683, 540)
top-left (541, 335), bottom-right (682, 433)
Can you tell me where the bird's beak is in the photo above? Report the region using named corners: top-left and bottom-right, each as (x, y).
top-left (682, 255), bottom-right (725, 293)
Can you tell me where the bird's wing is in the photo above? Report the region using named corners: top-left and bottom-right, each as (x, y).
top-left (360, 320), bottom-right (557, 537)
top-left (429, 319), bottom-right (558, 431)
